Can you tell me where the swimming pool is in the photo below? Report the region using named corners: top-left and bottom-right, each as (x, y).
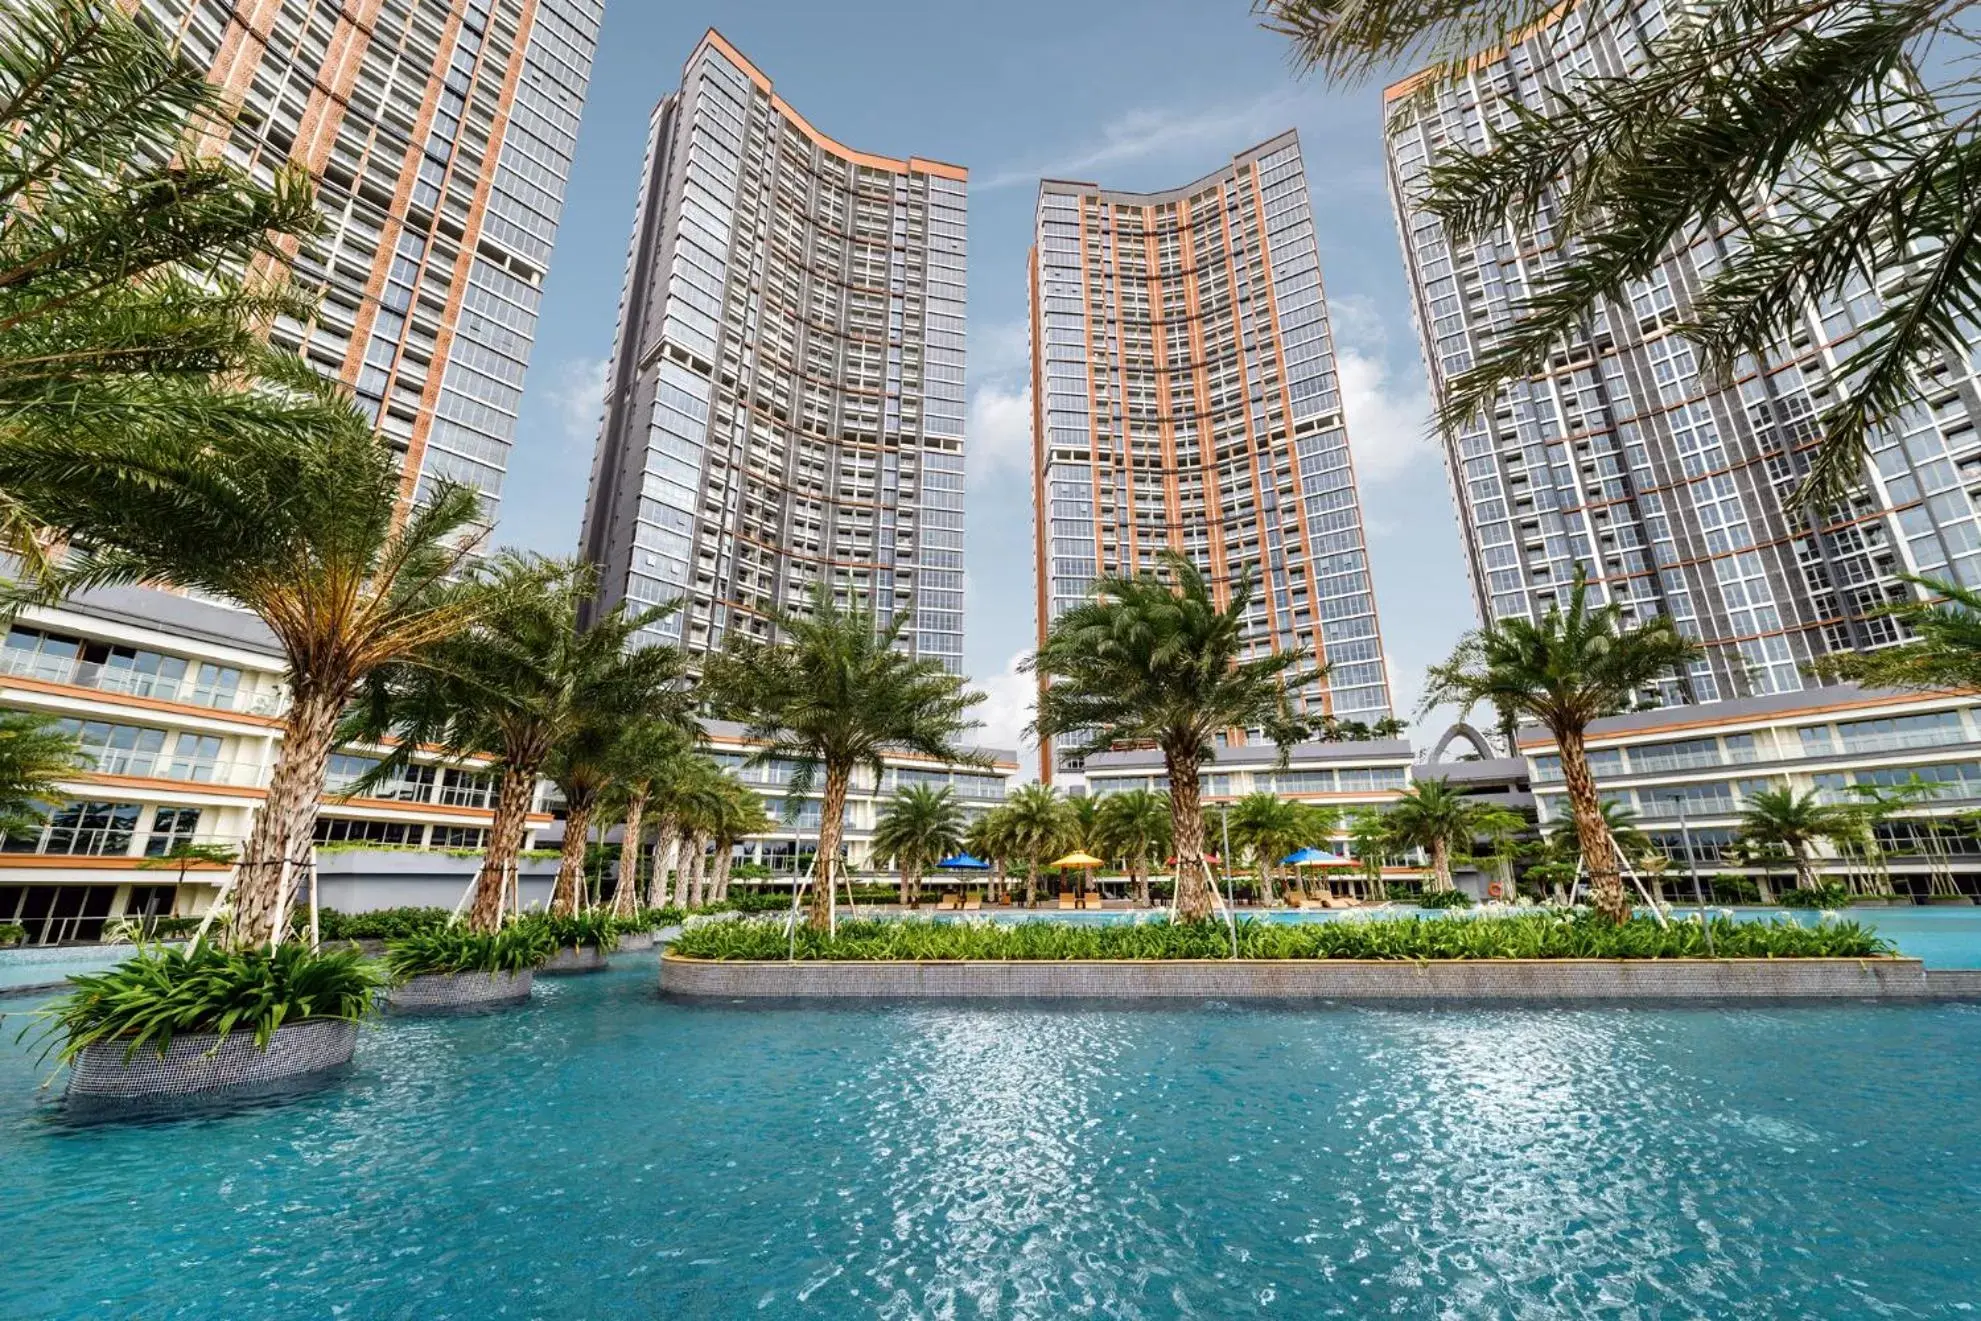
top-left (2, 965), bottom-right (1978, 1317)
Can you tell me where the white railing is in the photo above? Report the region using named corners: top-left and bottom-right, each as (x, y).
top-left (0, 649), bottom-right (287, 716)
top-left (80, 749), bottom-right (268, 788)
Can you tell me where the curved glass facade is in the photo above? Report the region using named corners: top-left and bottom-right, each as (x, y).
top-left (1030, 133), bottom-right (1394, 770)
top-left (582, 32), bottom-right (967, 670)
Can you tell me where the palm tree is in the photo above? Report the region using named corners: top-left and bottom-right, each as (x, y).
top-left (543, 660), bottom-right (691, 917)
top-left (1001, 782), bottom-right (1068, 908)
top-left (344, 557), bottom-right (680, 932)
top-left (1346, 809), bottom-right (1392, 899)
top-left (1424, 576), bottom-right (1698, 922)
top-left (1097, 788), bottom-right (1171, 909)
top-left (644, 751), bottom-right (718, 908)
top-left (1550, 799), bottom-right (1654, 871)
top-left (871, 784), bottom-right (966, 907)
top-left (1030, 553), bottom-right (1323, 922)
top-left (704, 778), bottom-right (774, 905)
top-left (0, 0), bottom-right (319, 586)
top-left (965, 804), bottom-right (1018, 905)
top-left (606, 720), bottom-right (694, 920)
top-left (1739, 786), bottom-right (1853, 892)
top-left (0, 712), bottom-right (80, 840)
top-left (705, 587), bottom-right (983, 929)
top-left (1814, 575), bottom-right (1981, 692)
top-left (1261, 0), bottom-right (1980, 504)
top-left (1383, 778), bottom-right (1494, 893)
top-left (664, 758), bottom-right (732, 908)
top-left (1227, 792), bottom-right (1307, 905)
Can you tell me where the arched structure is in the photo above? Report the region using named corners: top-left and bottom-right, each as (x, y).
top-left (1425, 722), bottom-right (1496, 765)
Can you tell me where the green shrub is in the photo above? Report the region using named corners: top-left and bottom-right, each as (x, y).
top-left (383, 924), bottom-right (554, 979)
top-left (668, 911), bottom-right (1895, 963)
top-left (1707, 875), bottom-right (1762, 904)
top-left (305, 907), bottom-right (453, 942)
top-left (620, 906), bottom-right (684, 933)
top-left (1418, 889), bottom-right (1473, 909)
top-left (0, 922), bottom-right (25, 946)
top-left (1384, 882), bottom-right (1422, 901)
top-left (30, 942), bottom-right (379, 1062)
top-left (1776, 882), bottom-right (1855, 909)
top-left (520, 910), bottom-right (620, 953)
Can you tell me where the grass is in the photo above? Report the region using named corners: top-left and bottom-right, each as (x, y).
top-left (382, 924), bottom-right (556, 980)
top-left (28, 942), bottom-right (380, 1062)
top-left (667, 911), bottom-right (1898, 962)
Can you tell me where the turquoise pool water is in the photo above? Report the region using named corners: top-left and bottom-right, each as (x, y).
top-left (3, 965), bottom-right (1980, 1317)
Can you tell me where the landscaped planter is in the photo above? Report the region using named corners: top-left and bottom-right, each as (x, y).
top-left (385, 969), bottom-right (533, 1014)
top-left (65, 1017), bottom-right (357, 1107)
top-left (616, 931), bottom-right (656, 952)
top-left (660, 953), bottom-right (1936, 1002)
top-left (540, 944), bottom-right (609, 975)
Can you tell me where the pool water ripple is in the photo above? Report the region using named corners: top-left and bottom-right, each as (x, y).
top-left (2, 969), bottom-right (1979, 1317)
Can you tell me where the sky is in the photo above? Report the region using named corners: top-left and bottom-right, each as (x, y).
top-left (497, 0), bottom-right (1478, 775)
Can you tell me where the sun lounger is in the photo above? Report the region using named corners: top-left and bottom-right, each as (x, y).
top-left (1057, 892), bottom-right (1076, 910)
top-left (963, 894), bottom-right (982, 911)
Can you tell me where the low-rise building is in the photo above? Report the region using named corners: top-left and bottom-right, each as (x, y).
top-left (1523, 684), bottom-right (1981, 897)
top-left (0, 587), bottom-right (549, 944)
top-left (701, 720), bottom-right (1015, 874)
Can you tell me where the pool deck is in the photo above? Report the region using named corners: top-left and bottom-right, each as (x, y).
top-left (660, 953), bottom-right (1981, 1003)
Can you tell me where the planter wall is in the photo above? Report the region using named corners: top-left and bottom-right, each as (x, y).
top-left (385, 969), bottom-right (533, 1014)
top-left (616, 931), bottom-right (656, 953)
top-left (66, 1017), bottom-right (357, 1104)
top-left (541, 944), bottom-right (608, 975)
top-left (660, 954), bottom-right (1934, 1002)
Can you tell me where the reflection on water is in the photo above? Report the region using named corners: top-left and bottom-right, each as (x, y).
top-left (2, 970), bottom-right (1978, 1317)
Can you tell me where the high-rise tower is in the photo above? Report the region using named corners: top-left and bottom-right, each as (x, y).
top-left (581, 31), bottom-right (968, 669)
top-left (1030, 133), bottom-right (1393, 771)
top-left (1382, 7), bottom-right (1981, 705)
top-left (141, 0), bottom-right (604, 521)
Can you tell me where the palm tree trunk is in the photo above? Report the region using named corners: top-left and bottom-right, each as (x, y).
top-left (1133, 858), bottom-right (1150, 909)
top-left (711, 842), bottom-right (733, 902)
top-left (550, 797), bottom-right (595, 917)
top-left (234, 685), bottom-right (343, 947)
top-left (685, 829), bottom-right (709, 907)
top-left (1167, 754), bottom-right (1214, 922)
top-left (470, 766), bottom-right (537, 933)
top-left (1791, 844), bottom-right (1816, 891)
top-left (1557, 727), bottom-right (1628, 923)
top-left (907, 863), bottom-right (922, 909)
top-left (898, 862), bottom-right (912, 907)
top-left (671, 827), bottom-right (693, 906)
top-left (1024, 862), bottom-right (1038, 908)
top-left (1429, 838), bottom-right (1454, 892)
top-left (646, 815), bottom-right (680, 908)
top-left (613, 791), bottom-right (647, 919)
top-left (807, 764), bottom-right (851, 929)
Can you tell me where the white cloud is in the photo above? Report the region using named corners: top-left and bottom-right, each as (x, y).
top-left (547, 357), bottom-right (609, 451)
top-left (970, 318), bottom-right (1031, 379)
top-left (1337, 348), bottom-right (1435, 486)
top-left (972, 648), bottom-right (1041, 783)
top-left (967, 381), bottom-right (1032, 481)
top-left (979, 88), bottom-right (1316, 192)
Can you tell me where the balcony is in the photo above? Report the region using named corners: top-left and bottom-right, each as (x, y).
top-left (1, 649), bottom-right (286, 717)
top-left (79, 747), bottom-right (268, 789)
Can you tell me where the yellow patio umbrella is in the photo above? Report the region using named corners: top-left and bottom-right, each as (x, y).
top-left (1051, 851), bottom-right (1105, 869)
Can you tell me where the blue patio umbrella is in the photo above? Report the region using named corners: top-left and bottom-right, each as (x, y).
top-left (937, 853), bottom-right (991, 870)
top-left (1282, 847), bottom-right (1350, 867)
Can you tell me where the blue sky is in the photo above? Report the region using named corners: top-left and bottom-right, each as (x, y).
top-left (497, 0), bottom-right (1477, 768)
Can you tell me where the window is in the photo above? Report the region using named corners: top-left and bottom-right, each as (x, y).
top-left (145, 807), bottom-right (204, 856)
top-left (4, 801), bottom-right (141, 856)
top-left (312, 818), bottom-right (418, 846)
top-left (429, 825), bottom-right (488, 850)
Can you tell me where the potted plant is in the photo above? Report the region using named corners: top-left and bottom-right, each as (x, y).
top-left (529, 911), bottom-right (620, 974)
top-left (35, 943), bottom-right (378, 1110)
top-left (382, 924), bottom-right (554, 1014)
top-left (0, 922), bottom-right (25, 948)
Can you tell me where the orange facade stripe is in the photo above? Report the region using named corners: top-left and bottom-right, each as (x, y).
top-left (0, 676), bottom-right (286, 729)
top-left (1517, 689), bottom-right (1978, 750)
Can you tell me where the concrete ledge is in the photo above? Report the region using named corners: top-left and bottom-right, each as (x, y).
top-left (385, 969), bottom-right (533, 1014)
top-left (67, 1018), bottom-right (357, 1104)
top-left (1925, 970), bottom-right (1981, 999)
top-left (660, 954), bottom-right (1936, 1002)
top-left (541, 945), bottom-right (609, 975)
